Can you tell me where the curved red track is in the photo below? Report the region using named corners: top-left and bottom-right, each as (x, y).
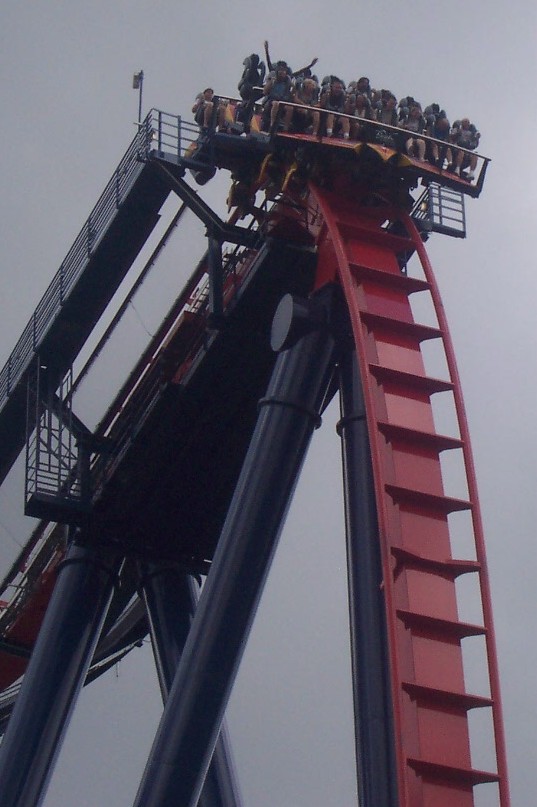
top-left (309, 182), bottom-right (509, 806)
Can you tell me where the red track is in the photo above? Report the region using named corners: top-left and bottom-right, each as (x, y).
top-left (309, 182), bottom-right (509, 806)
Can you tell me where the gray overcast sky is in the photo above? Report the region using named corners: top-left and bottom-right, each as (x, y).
top-left (0, 2), bottom-right (536, 806)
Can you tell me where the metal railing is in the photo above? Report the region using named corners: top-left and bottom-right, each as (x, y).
top-left (25, 366), bottom-right (90, 514)
top-left (412, 183), bottom-right (466, 238)
top-left (0, 115), bottom-right (155, 414)
top-left (275, 100), bottom-right (490, 184)
top-left (146, 108), bottom-right (200, 159)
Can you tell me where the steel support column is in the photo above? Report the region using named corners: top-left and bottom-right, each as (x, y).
top-left (337, 348), bottom-right (398, 807)
top-left (132, 287), bottom-right (339, 807)
top-left (0, 539), bottom-right (121, 807)
top-left (139, 563), bottom-right (193, 700)
top-left (139, 563), bottom-right (241, 807)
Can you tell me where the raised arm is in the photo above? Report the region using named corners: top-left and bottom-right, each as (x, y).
top-left (292, 56), bottom-right (319, 77)
top-left (263, 40), bottom-right (273, 72)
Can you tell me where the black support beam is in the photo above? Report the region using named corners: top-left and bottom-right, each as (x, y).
top-left (140, 563), bottom-right (241, 807)
top-left (0, 541), bottom-right (121, 807)
top-left (337, 348), bottom-right (398, 807)
top-left (132, 287), bottom-right (339, 807)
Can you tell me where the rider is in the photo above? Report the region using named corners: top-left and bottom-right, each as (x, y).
top-left (346, 91), bottom-right (374, 140)
top-left (376, 92), bottom-right (398, 126)
top-left (236, 53), bottom-right (266, 127)
top-left (319, 76), bottom-right (350, 139)
top-left (292, 76), bottom-right (321, 135)
top-left (238, 54), bottom-right (266, 101)
top-left (398, 103), bottom-right (427, 161)
top-left (450, 118), bottom-right (480, 180)
top-left (263, 40), bottom-right (318, 79)
top-left (261, 61), bottom-right (294, 132)
top-left (192, 88), bottom-right (225, 131)
top-left (424, 104), bottom-right (452, 167)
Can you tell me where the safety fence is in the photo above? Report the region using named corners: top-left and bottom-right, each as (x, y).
top-left (411, 183), bottom-right (467, 238)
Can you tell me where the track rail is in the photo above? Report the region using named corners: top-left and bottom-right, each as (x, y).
top-left (309, 182), bottom-right (509, 805)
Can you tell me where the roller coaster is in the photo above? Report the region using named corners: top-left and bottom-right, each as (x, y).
top-left (0, 98), bottom-right (509, 806)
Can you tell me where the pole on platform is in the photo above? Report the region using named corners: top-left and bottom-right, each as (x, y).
top-left (337, 347), bottom-right (398, 807)
top-left (133, 70), bottom-right (144, 124)
top-left (139, 563), bottom-right (241, 807)
top-left (132, 286), bottom-right (340, 807)
top-left (0, 539), bottom-right (121, 807)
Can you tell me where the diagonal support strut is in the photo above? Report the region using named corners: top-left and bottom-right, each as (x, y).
top-left (132, 285), bottom-right (341, 807)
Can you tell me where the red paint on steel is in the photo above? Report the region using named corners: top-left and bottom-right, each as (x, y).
top-left (309, 183), bottom-right (509, 806)
top-left (0, 548), bottom-right (63, 690)
top-left (404, 212), bottom-right (511, 806)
